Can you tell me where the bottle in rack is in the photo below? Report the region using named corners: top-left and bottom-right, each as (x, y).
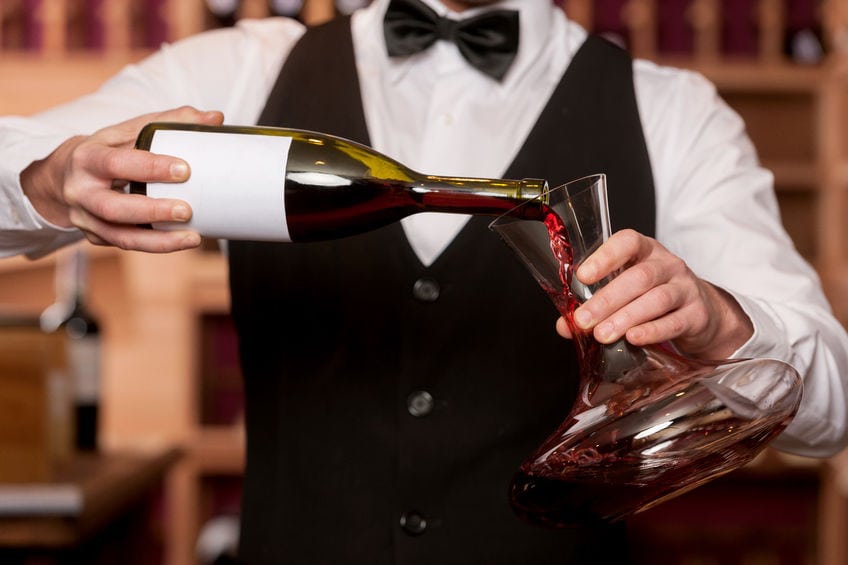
top-left (720, 0), bottom-right (759, 56)
top-left (656, 0), bottom-right (695, 55)
top-left (41, 248), bottom-right (101, 452)
top-left (135, 0), bottom-right (170, 49)
top-left (268, 0), bottom-right (305, 19)
top-left (205, 0), bottom-right (241, 27)
top-left (783, 0), bottom-right (824, 64)
top-left (592, 0), bottom-right (630, 50)
top-left (334, 0), bottom-right (371, 16)
top-left (130, 122), bottom-right (548, 242)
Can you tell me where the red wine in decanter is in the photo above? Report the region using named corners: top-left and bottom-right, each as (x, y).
top-left (508, 202), bottom-right (797, 527)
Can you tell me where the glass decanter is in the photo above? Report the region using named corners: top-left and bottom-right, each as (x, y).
top-left (489, 174), bottom-right (802, 527)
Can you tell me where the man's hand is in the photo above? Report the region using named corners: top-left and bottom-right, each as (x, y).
top-left (555, 229), bottom-right (753, 360)
top-left (21, 106), bottom-right (224, 253)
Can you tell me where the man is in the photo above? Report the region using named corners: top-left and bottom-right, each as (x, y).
top-left (2, 0), bottom-right (847, 563)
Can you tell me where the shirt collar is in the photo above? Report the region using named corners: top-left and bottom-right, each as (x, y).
top-left (366, 0), bottom-right (560, 86)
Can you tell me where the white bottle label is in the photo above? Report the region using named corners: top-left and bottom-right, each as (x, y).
top-left (147, 130), bottom-right (293, 241)
top-left (270, 0), bottom-right (305, 15)
top-left (206, 0), bottom-right (239, 17)
top-left (68, 336), bottom-right (99, 403)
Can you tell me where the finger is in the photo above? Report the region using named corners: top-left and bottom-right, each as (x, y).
top-left (572, 244), bottom-right (675, 333)
top-left (73, 190), bottom-right (192, 226)
top-left (592, 283), bottom-right (685, 344)
top-left (555, 316), bottom-right (575, 340)
top-left (594, 259), bottom-right (668, 313)
top-left (576, 229), bottom-right (648, 285)
top-left (144, 106), bottom-right (224, 127)
top-left (571, 269), bottom-right (647, 334)
top-left (77, 212), bottom-right (201, 253)
top-left (73, 143), bottom-right (190, 186)
top-left (80, 107), bottom-right (224, 185)
top-left (624, 309), bottom-right (690, 347)
top-left (95, 106), bottom-right (225, 147)
top-left (105, 228), bottom-right (201, 253)
top-left (81, 230), bottom-right (109, 247)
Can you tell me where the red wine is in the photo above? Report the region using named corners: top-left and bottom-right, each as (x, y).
top-left (130, 123), bottom-right (547, 242)
top-left (509, 414), bottom-right (786, 527)
top-left (507, 204), bottom-right (797, 527)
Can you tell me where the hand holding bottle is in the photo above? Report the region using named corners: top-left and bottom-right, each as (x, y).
top-left (554, 228), bottom-right (754, 360)
top-left (20, 106), bottom-right (224, 253)
top-left (130, 122), bottom-right (547, 242)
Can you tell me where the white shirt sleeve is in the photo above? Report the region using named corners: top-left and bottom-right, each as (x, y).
top-left (0, 17), bottom-right (304, 258)
top-left (1, 4), bottom-right (847, 457)
top-left (635, 59), bottom-right (848, 457)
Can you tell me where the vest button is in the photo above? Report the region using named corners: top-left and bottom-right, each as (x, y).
top-left (407, 390), bottom-right (434, 417)
top-left (412, 277), bottom-right (440, 302)
top-left (399, 511), bottom-right (428, 535)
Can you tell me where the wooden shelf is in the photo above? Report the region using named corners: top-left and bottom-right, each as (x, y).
top-left (188, 252), bottom-right (230, 313)
top-left (769, 161), bottom-right (822, 189)
top-left (4, 1), bottom-right (848, 564)
top-left (0, 447), bottom-right (180, 556)
top-left (672, 60), bottom-right (829, 92)
top-left (0, 253), bottom-right (55, 275)
top-left (190, 426), bottom-right (245, 476)
top-left (835, 162), bottom-right (848, 186)
top-left (0, 53), bottom-right (149, 116)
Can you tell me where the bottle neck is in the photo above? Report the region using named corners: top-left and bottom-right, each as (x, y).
top-left (413, 176), bottom-right (549, 218)
top-left (64, 250), bottom-right (89, 306)
top-left (42, 248), bottom-right (94, 332)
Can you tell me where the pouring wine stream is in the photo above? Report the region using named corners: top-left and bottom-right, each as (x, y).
top-left (489, 174), bottom-right (802, 527)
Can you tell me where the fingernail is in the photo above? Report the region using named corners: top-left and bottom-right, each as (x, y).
top-left (628, 327), bottom-right (644, 343)
top-left (173, 204), bottom-right (191, 221)
top-left (171, 161), bottom-right (189, 180)
top-left (578, 261), bottom-right (596, 281)
top-left (596, 321), bottom-right (615, 342)
top-left (573, 308), bottom-right (592, 329)
top-left (182, 232), bottom-right (201, 248)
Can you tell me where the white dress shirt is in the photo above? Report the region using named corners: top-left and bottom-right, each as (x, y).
top-left (1, 0), bottom-right (847, 456)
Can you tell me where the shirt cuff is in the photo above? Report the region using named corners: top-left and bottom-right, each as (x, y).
top-left (727, 290), bottom-right (848, 457)
top-left (724, 290), bottom-right (793, 363)
top-left (0, 154), bottom-right (83, 259)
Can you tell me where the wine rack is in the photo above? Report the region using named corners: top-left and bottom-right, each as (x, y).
top-left (3, 1), bottom-right (848, 564)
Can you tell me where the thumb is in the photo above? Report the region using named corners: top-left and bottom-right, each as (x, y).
top-left (556, 317), bottom-right (574, 340)
top-left (99, 107), bottom-right (226, 147)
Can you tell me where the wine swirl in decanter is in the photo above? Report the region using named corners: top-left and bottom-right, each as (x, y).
top-left (489, 174), bottom-right (802, 527)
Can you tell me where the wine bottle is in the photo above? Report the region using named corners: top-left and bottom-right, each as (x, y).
top-left (720, 0), bottom-right (758, 56)
top-left (783, 0), bottom-right (824, 64)
top-left (129, 123), bottom-right (548, 242)
top-left (268, 0), bottom-right (305, 18)
top-left (593, 0), bottom-right (630, 51)
top-left (205, 0), bottom-right (240, 27)
top-left (335, 0), bottom-right (371, 16)
top-left (41, 249), bottom-right (101, 452)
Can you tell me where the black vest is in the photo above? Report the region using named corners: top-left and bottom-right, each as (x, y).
top-left (228, 16), bottom-right (655, 565)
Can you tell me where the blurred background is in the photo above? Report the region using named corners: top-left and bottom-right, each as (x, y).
top-left (2, 0), bottom-right (848, 564)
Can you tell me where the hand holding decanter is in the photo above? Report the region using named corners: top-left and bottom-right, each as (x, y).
top-left (490, 174), bottom-right (802, 526)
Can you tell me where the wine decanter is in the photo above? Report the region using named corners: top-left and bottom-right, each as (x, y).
top-left (489, 174), bottom-right (802, 527)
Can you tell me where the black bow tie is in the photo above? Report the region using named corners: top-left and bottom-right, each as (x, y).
top-left (383, 0), bottom-right (519, 81)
